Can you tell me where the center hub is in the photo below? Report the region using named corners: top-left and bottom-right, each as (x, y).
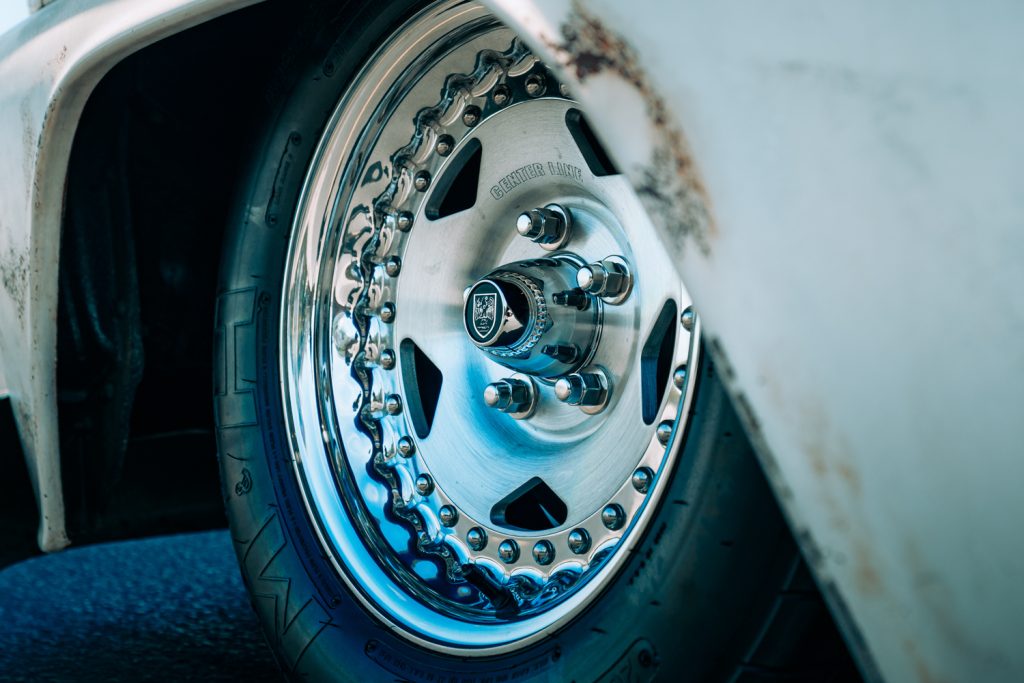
top-left (463, 256), bottom-right (601, 378)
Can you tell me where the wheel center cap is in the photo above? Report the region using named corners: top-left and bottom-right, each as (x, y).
top-left (462, 257), bottom-right (601, 377)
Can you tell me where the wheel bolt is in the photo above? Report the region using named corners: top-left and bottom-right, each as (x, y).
top-left (467, 527), bottom-right (487, 551)
top-left (396, 211), bottom-right (414, 232)
top-left (439, 505), bottom-right (459, 527)
top-left (483, 378), bottom-right (535, 417)
top-left (576, 258), bottom-right (631, 301)
top-left (632, 467), bottom-right (654, 494)
top-left (383, 256), bottom-right (402, 277)
top-left (435, 134), bottom-right (454, 156)
top-left (380, 348), bottom-right (396, 370)
top-left (397, 436), bottom-right (415, 457)
top-left (554, 370), bottom-right (609, 409)
top-left (551, 288), bottom-right (589, 310)
top-left (413, 170), bottom-right (431, 192)
top-left (532, 540), bottom-right (555, 565)
top-left (385, 394), bottom-right (403, 415)
top-left (498, 539), bottom-right (520, 564)
top-left (415, 474), bottom-right (434, 495)
top-left (567, 529), bottom-right (591, 554)
top-left (601, 504), bottom-right (626, 530)
top-left (516, 204), bottom-right (571, 249)
top-left (525, 73), bottom-right (546, 97)
top-left (656, 420), bottom-right (674, 445)
top-left (672, 365), bottom-right (687, 389)
top-left (462, 105), bottom-right (481, 127)
top-left (680, 307), bottom-right (696, 331)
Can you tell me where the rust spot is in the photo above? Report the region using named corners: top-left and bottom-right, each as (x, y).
top-left (0, 246), bottom-right (28, 323)
top-left (553, 1), bottom-right (715, 256)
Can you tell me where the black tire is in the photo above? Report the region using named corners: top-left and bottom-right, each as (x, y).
top-left (213, 2), bottom-right (856, 680)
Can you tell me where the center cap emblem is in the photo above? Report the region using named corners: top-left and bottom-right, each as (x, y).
top-left (463, 278), bottom-right (531, 347)
top-left (472, 291), bottom-right (498, 338)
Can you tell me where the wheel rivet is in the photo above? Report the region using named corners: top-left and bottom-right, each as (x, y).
top-left (379, 302), bottom-right (396, 323)
top-left (516, 204), bottom-right (572, 249)
top-left (397, 436), bottom-right (415, 457)
top-left (435, 134), bottom-right (455, 156)
top-left (396, 211), bottom-right (414, 232)
top-left (601, 504), bottom-right (626, 530)
top-left (554, 370), bottom-right (609, 409)
top-left (567, 529), bottom-right (591, 554)
top-left (384, 256), bottom-right (402, 277)
top-left (380, 348), bottom-right (396, 369)
top-left (656, 420), bottom-right (674, 445)
top-left (415, 474), bottom-right (434, 495)
top-left (483, 378), bottom-right (535, 418)
top-left (632, 467), bottom-right (654, 494)
top-left (385, 394), bottom-right (403, 415)
top-left (439, 505), bottom-right (459, 527)
top-left (498, 539), bottom-right (520, 563)
top-left (559, 83), bottom-right (571, 98)
top-left (525, 73), bottom-right (546, 97)
top-left (680, 307), bottom-right (696, 331)
top-left (672, 365), bottom-right (687, 389)
top-left (462, 105), bottom-right (481, 127)
top-left (492, 84), bottom-right (511, 106)
top-left (532, 540), bottom-right (555, 565)
top-left (413, 170), bottom-right (431, 192)
top-left (467, 527), bottom-right (487, 551)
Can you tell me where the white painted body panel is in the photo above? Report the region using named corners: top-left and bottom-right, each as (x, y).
top-left (488, 1), bottom-right (1024, 682)
top-left (1, 0), bottom-right (1020, 680)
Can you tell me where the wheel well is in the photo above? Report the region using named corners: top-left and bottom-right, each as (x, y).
top-left (56, 0), bottom-right (306, 545)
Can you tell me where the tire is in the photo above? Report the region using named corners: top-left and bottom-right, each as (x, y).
top-left (214, 2), bottom-right (853, 680)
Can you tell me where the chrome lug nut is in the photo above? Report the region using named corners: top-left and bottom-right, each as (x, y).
top-left (554, 369), bottom-right (609, 411)
top-left (498, 539), bottom-right (520, 564)
top-left (567, 529), bottom-right (591, 554)
top-left (385, 394), bottom-right (403, 415)
top-left (576, 257), bottom-right (632, 302)
top-left (397, 436), bottom-right (415, 457)
top-left (415, 474), bottom-right (434, 496)
top-left (601, 504), bottom-right (626, 530)
top-left (482, 377), bottom-right (536, 418)
top-left (467, 527), bottom-right (487, 551)
top-left (632, 467), bottom-right (654, 494)
top-left (656, 420), bottom-right (674, 445)
top-left (680, 307), bottom-right (696, 331)
top-left (439, 505), bottom-right (459, 527)
top-left (515, 204), bottom-right (572, 250)
top-left (532, 540), bottom-right (555, 566)
top-left (383, 256), bottom-right (402, 277)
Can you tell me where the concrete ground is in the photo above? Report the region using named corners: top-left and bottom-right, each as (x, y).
top-left (0, 530), bottom-right (282, 682)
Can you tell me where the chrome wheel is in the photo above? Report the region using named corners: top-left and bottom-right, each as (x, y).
top-left (282, 0), bottom-right (699, 653)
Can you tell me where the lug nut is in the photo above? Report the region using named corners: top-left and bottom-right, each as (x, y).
top-left (379, 302), bottom-right (396, 323)
top-left (467, 527), bottom-right (487, 550)
top-left (435, 134), bottom-right (454, 156)
top-left (498, 539), bottom-right (520, 564)
top-left (462, 105), bottom-right (481, 127)
top-left (397, 436), bottom-right (415, 457)
top-left (379, 348), bottom-right (396, 370)
top-left (672, 365), bottom-right (687, 389)
top-left (680, 307), bottom-right (696, 331)
top-left (631, 467), bottom-right (654, 494)
top-left (551, 288), bottom-right (589, 310)
top-left (515, 204), bottom-right (572, 249)
top-left (383, 256), bottom-right (402, 277)
top-left (656, 420), bottom-right (674, 445)
top-left (415, 474), bottom-right (434, 495)
top-left (385, 394), bottom-right (403, 415)
top-left (576, 258), bottom-right (631, 300)
top-left (439, 505), bottom-right (459, 527)
top-left (532, 540), bottom-right (555, 565)
top-left (483, 378), bottom-right (535, 417)
top-left (601, 504), bottom-right (626, 530)
top-left (567, 529), bottom-right (591, 554)
top-left (554, 370), bottom-right (609, 409)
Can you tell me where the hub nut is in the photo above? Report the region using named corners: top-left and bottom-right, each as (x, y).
top-left (483, 377), bottom-right (536, 419)
top-left (554, 369), bottom-right (609, 412)
top-left (576, 257), bottom-right (632, 303)
top-left (515, 204), bottom-right (572, 250)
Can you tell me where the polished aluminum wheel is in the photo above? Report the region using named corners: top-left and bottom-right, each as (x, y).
top-left (282, 0), bottom-right (699, 653)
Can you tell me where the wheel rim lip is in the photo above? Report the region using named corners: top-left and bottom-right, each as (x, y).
top-left (278, 0), bottom-right (702, 653)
